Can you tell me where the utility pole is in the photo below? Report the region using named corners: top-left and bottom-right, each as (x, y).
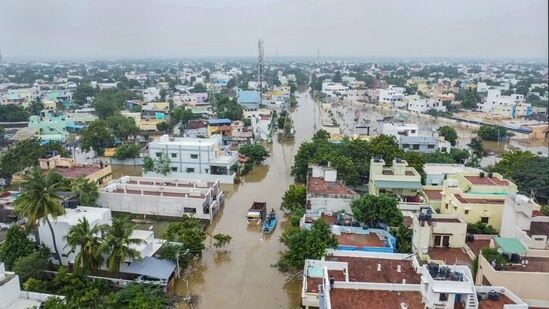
top-left (257, 39), bottom-right (264, 105)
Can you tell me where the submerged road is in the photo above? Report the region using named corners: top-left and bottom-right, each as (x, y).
top-left (176, 90), bottom-right (320, 309)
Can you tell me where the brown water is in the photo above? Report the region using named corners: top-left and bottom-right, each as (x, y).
top-left (174, 90), bottom-right (320, 309)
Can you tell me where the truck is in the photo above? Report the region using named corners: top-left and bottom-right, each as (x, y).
top-left (247, 202), bottom-right (267, 225)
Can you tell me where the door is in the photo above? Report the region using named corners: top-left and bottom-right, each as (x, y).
top-left (442, 235), bottom-right (450, 247)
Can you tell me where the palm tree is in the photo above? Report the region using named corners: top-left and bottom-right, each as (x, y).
top-left (70, 176), bottom-right (99, 206)
top-left (15, 167), bottom-right (66, 265)
top-left (101, 217), bottom-right (144, 273)
top-left (65, 217), bottom-right (104, 274)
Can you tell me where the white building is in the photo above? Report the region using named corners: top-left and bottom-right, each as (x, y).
top-left (500, 194), bottom-right (548, 250)
top-left (147, 135), bottom-right (239, 184)
top-left (321, 82), bottom-right (348, 97)
top-left (406, 95), bottom-right (447, 113)
top-left (378, 85), bottom-right (405, 108)
top-left (0, 263), bottom-right (62, 309)
top-left (382, 123), bottom-right (418, 139)
top-left (244, 109), bottom-right (273, 142)
top-left (423, 164), bottom-right (482, 186)
top-left (99, 176), bottom-right (224, 222)
top-left (143, 87), bottom-right (160, 102)
top-left (306, 165), bottom-right (359, 214)
top-left (478, 89), bottom-right (532, 118)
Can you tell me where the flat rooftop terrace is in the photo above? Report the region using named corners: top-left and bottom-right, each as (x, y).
top-left (465, 175), bottom-right (510, 186)
top-left (428, 248), bottom-right (472, 267)
top-left (381, 169), bottom-right (417, 176)
top-left (477, 294), bottom-right (516, 309)
top-left (53, 166), bottom-right (106, 178)
top-left (330, 289), bottom-right (423, 309)
top-left (326, 256), bottom-right (420, 284)
top-left (112, 188), bottom-right (205, 199)
top-left (455, 194), bottom-right (504, 205)
top-left (424, 189), bottom-right (443, 200)
top-left (336, 233), bottom-right (386, 248)
top-left (307, 177), bottom-right (356, 196)
top-left (502, 257), bottom-right (549, 272)
top-left (466, 239), bottom-right (491, 256)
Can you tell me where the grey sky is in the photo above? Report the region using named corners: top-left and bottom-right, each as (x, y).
top-left (0, 0), bottom-right (547, 60)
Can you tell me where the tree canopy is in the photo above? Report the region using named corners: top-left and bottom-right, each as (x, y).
top-left (80, 120), bottom-right (115, 153)
top-left (239, 144), bottom-right (269, 164)
top-left (0, 104), bottom-right (29, 122)
top-left (477, 125), bottom-right (510, 141)
top-left (351, 194), bottom-right (403, 227)
top-left (438, 126), bottom-right (458, 146)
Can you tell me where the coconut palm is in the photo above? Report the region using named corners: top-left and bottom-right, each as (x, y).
top-left (101, 217), bottom-right (144, 273)
top-left (15, 167), bottom-right (66, 265)
top-left (65, 217), bottom-right (104, 274)
top-left (70, 176), bottom-right (99, 206)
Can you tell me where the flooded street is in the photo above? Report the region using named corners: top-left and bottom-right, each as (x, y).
top-left (175, 90), bottom-right (320, 309)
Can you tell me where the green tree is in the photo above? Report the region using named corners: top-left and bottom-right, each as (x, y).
top-left (164, 218), bottom-right (206, 257)
top-left (156, 243), bottom-right (193, 271)
top-left (159, 89), bottom-right (167, 101)
top-left (280, 184), bottom-right (307, 213)
top-left (215, 95), bottom-right (244, 120)
top-left (438, 126), bottom-right (458, 146)
top-left (94, 89), bottom-right (138, 119)
top-left (239, 144), bottom-right (269, 164)
top-left (65, 218), bottom-right (105, 274)
top-left (468, 138), bottom-right (484, 157)
top-left (13, 251), bottom-right (50, 283)
top-left (0, 104), bottom-right (29, 122)
top-left (26, 99), bottom-right (44, 116)
top-left (70, 177), bottom-right (99, 206)
top-left (212, 234), bottom-right (232, 248)
top-left (403, 151), bottom-right (426, 180)
top-left (351, 194), bottom-right (403, 227)
top-left (170, 106), bottom-right (199, 127)
top-left (467, 221), bottom-right (498, 234)
top-left (100, 217), bottom-right (144, 273)
top-left (0, 127), bottom-right (5, 142)
top-left (156, 121), bottom-right (171, 133)
top-left (106, 114), bottom-right (139, 141)
top-left (80, 120), bottom-right (115, 153)
top-left (278, 220), bottom-right (338, 271)
top-left (477, 125), bottom-right (510, 141)
top-left (114, 143), bottom-right (142, 160)
top-left (0, 226), bottom-right (41, 269)
top-left (15, 168), bottom-right (66, 265)
top-left (106, 283), bottom-right (169, 308)
top-left (73, 83), bottom-right (96, 105)
top-left (143, 157), bottom-right (155, 173)
top-left (367, 135), bottom-right (403, 164)
top-left (312, 129), bottom-right (330, 141)
top-left (392, 225), bottom-right (412, 253)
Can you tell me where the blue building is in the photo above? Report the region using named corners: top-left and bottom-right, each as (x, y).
top-left (237, 89), bottom-right (261, 110)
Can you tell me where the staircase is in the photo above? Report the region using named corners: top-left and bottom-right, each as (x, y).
top-left (465, 293), bottom-right (478, 309)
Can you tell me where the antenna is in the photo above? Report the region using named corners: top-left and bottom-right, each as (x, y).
top-left (317, 48), bottom-right (320, 63)
top-left (257, 39), bottom-right (264, 104)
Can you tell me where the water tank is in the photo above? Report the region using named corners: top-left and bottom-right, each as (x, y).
top-left (510, 253), bottom-right (521, 264)
top-left (487, 290), bottom-right (500, 301)
top-left (514, 194), bottom-right (529, 204)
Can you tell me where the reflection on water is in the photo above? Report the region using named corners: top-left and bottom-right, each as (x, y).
top-left (175, 90), bottom-right (319, 309)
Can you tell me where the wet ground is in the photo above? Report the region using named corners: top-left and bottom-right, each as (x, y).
top-left (168, 90), bottom-right (320, 309)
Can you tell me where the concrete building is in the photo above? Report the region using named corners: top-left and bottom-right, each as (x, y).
top-left (378, 85), bottom-right (405, 108)
top-left (244, 109), bottom-right (273, 142)
top-left (406, 95), bottom-right (447, 113)
top-left (368, 158), bottom-right (422, 199)
top-left (147, 135), bottom-right (239, 184)
top-left (28, 110), bottom-right (86, 143)
top-left (99, 176), bottom-right (224, 222)
top-left (0, 263), bottom-right (62, 309)
top-left (237, 89), bottom-right (261, 110)
top-left (423, 164), bottom-right (483, 187)
top-left (382, 123), bottom-right (418, 139)
top-left (302, 250), bottom-right (528, 309)
top-left (500, 194), bottom-right (548, 250)
top-left (321, 82), bottom-right (348, 97)
top-left (38, 154), bottom-right (112, 186)
top-left (306, 165), bottom-right (359, 214)
top-left (478, 89), bottom-right (533, 118)
top-left (399, 135), bottom-right (450, 153)
top-left (439, 172), bottom-right (518, 232)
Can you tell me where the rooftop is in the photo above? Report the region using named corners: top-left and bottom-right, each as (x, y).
top-left (501, 257), bottom-right (549, 273)
top-left (49, 206), bottom-right (109, 226)
top-left (465, 175), bottom-right (510, 186)
top-left (53, 166), bottom-right (104, 179)
top-left (428, 248), bottom-right (473, 267)
top-left (307, 177), bottom-right (356, 196)
top-left (478, 294), bottom-right (517, 309)
top-left (336, 233), bottom-right (386, 248)
top-left (325, 256), bottom-right (420, 284)
top-left (527, 221), bottom-right (549, 237)
top-left (381, 169), bottom-right (417, 176)
top-left (424, 164), bottom-right (481, 176)
top-left (423, 189), bottom-right (443, 200)
top-left (330, 289), bottom-right (423, 309)
top-left (151, 135), bottom-right (219, 147)
top-left (466, 239), bottom-right (491, 256)
top-left (454, 194), bottom-right (504, 205)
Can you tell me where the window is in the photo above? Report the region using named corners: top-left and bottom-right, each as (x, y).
top-left (481, 217), bottom-right (489, 224)
top-left (412, 144), bottom-right (420, 150)
top-left (186, 168), bottom-right (195, 173)
top-left (190, 154), bottom-right (198, 159)
top-left (439, 293), bottom-right (448, 301)
top-left (155, 152), bottom-right (162, 158)
top-left (171, 167), bottom-right (178, 172)
top-left (464, 209), bottom-right (469, 215)
top-left (402, 144), bottom-right (410, 148)
top-left (427, 144), bottom-right (435, 149)
top-left (534, 237), bottom-right (544, 241)
top-left (171, 153), bottom-right (177, 158)
top-left (183, 207), bottom-right (196, 214)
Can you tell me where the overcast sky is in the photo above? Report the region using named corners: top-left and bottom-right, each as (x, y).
top-left (0, 0), bottom-right (547, 61)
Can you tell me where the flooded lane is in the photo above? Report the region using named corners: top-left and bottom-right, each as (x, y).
top-left (176, 90), bottom-right (319, 309)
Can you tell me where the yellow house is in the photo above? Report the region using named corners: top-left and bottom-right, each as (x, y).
top-left (439, 172), bottom-right (517, 232)
top-left (368, 158), bottom-right (422, 198)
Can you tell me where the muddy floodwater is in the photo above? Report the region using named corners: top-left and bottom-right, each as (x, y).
top-left (172, 91), bottom-right (320, 309)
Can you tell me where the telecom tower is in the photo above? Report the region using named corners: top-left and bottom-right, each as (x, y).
top-left (257, 39), bottom-right (264, 104)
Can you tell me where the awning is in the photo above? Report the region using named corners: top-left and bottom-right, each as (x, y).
top-left (375, 180), bottom-right (422, 190)
top-left (494, 237), bottom-right (527, 255)
top-left (120, 257), bottom-right (176, 280)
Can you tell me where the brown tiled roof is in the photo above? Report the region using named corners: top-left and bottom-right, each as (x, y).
top-left (307, 177), bottom-right (355, 196)
top-left (326, 256), bottom-right (420, 284)
top-left (424, 189), bottom-right (443, 200)
top-left (330, 289), bottom-right (423, 309)
top-left (455, 194), bottom-right (504, 205)
top-left (465, 176), bottom-right (510, 186)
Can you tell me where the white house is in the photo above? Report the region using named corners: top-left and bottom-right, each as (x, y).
top-left (0, 263), bottom-right (62, 309)
top-left (406, 95), bottom-right (447, 113)
top-left (500, 194), bottom-right (548, 250)
top-left (478, 89), bottom-right (532, 118)
top-left (321, 82), bottom-right (348, 97)
top-left (382, 123), bottom-right (418, 139)
top-left (378, 85), bottom-right (405, 108)
top-left (147, 135), bottom-right (239, 184)
top-left (306, 165), bottom-right (359, 214)
top-left (99, 176), bottom-right (224, 222)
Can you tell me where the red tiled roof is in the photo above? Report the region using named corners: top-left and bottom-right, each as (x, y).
top-left (465, 176), bottom-right (510, 186)
top-left (455, 194), bottom-right (504, 205)
top-left (424, 189), bottom-right (443, 200)
top-left (307, 177), bottom-right (355, 196)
